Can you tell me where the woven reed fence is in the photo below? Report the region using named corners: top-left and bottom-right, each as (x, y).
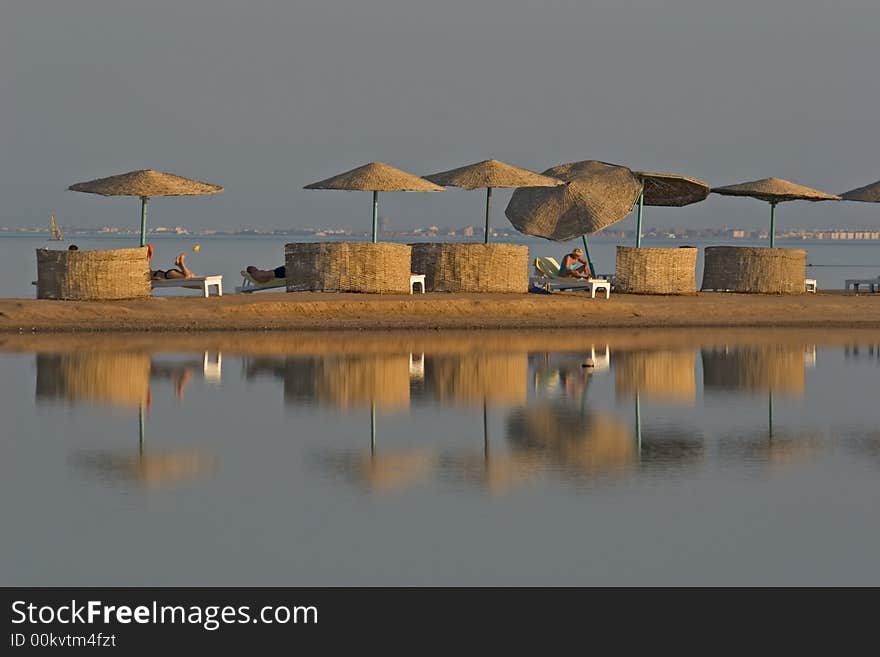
top-left (282, 354), bottom-right (411, 410)
top-left (506, 405), bottom-right (634, 474)
top-left (36, 247), bottom-right (151, 300)
top-left (614, 246), bottom-right (697, 294)
top-left (701, 346), bottom-right (806, 396)
top-left (35, 352), bottom-right (152, 408)
top-left (426, 353), bottom-right (528, 406)
top-left (410, 243), bottom-right (529, 293)
top-left (614, 349), bottom-right (697, 403)
top-left (701, 246), bottom-right (806, 294)
top-left (284, 242), bottom-right (412, 294)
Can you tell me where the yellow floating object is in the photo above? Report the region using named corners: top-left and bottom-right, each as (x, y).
top-left (192, 244), bottom-right (200, 252)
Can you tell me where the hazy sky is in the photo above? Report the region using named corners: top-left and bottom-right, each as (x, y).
top-left (2, 0), bottom-right (878, 233)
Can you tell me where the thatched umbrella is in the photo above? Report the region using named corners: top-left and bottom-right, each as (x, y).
top-left (304, 162), bottom-right (444, 243)
top-left (69, 169), bottom-right (223, 247)
top-left (711, 178), bottom-right (840, 247)
top-left (840, 180), bottom-right (880, 203)
top-left (505, 160), bottom-right (642, 275)
top-left (632, 171), bottom-right (710, 247)
top-left (424, 159), bottom-right (562, 244)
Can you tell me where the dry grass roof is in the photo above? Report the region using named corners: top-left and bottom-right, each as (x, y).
top-left (305, 162), bottom-right (444, 192)
top-left (637, 171), bottom-right (710, 207)
top-left (841, 180), bottom-right (880, 203)
top-left (711, 177), bottom-right (840, 203)
top-left (504, 160), bottom-right (642, 241)
top-left (425, 159), bottom-right (563, 190)
top-left (68, 169), bottom-right (223, 198)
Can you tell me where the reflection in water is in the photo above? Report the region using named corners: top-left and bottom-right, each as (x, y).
top-left (10, 330), bottom-right (880, 584)
top-left (507, 404), bottom-right (635, 477)
top-left (316, 448), bottom-right (435, 493)
top-left (615, 349), bottom-right (697, 403)
top-left (421, 353), bottom-right (527, 406)
top-left (247, 354), bottom-right (411, 410)
top-left (36, 352), bottom-right (151, 408)
top-left (21, 335), bottom-right (874, 495)
top-left (73, 406), bottom-right (214, 489)
top-left (718, 432), bottom-right (823, 466)
top-left (246, 351), bottom-right (528, 409)
top-left (701, 345), bottom-right (808, 397)
top-left (636, 426), bottom-right (705, 468)
top-left (703, 344), bottom-right (819, 467)
top-left (36, 351), bottom-right (224, 407)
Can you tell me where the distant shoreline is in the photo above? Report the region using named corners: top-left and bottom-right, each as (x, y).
top-left (2, 291), bottom-right (880, 333)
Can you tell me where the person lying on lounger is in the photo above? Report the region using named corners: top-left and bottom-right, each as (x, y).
top-left (151, 253), bottom-right (195, 280)
top-left (244, 265), bottom-right (286, 283)
top-left (559, 247), bottom-right (590, 279)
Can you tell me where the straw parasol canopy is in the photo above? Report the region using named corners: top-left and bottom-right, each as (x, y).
top-left (711, 177), bottom-right (840, 247)
top-left (425, 159), bottom-right (562, 243)
top-left (628, 170), bottom-right (709, 248)
top-left (840, 180), bottom-right (880, 203)
top-left (68, 169), bottom-right (223, 247)
top-left (304, 162), bottom-right (444, 242)
top-left (504, 160), bottom-right (642, 242)
top-left (637, 171), bottom-right (710, 207)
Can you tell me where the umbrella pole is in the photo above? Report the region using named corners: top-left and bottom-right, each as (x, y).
top-left (484, 187), bottom-right (492, 244)
top-left (769, 202), bottom-right (777, 248)
top-left (372, 191), bottom-right (379, 243)
top-left (483, 400), bottom-right (490, 467)
top-left (635, 393), bottom-right (642, 459)
top-left (635, 190), bottom-right (644, 247)
top-left (581, 235), bottom-right (596, 278)
top-left (139, 196), bottom-right (148, 247)
top-left (138, 403), bottom-right (145, 458)
top-left (370, 403), bottom-right (376, 457)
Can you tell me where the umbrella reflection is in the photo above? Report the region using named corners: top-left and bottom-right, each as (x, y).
top-left (314, 405), bottom-right (434, 493)
top-left (718, 431), bottom-right (822, 466)
top-left (703, 344), bottom-right (821, 466)
top-left (506, 404), bottom-right (636, 478)
top-left (73, 405), bottom-right (214, 489)
top-left (437, 401), bottom-right (542, 493)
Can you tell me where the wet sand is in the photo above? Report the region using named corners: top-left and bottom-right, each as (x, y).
top-left (2, 290), bottom-right (880, 333)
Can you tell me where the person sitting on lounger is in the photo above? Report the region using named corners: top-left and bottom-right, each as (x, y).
top-left (244, 265), bottom-right (286, 283)
top-left (559, 247), bottom-right (590, 279)
top-left (151, 252), bottom-right (195, 280)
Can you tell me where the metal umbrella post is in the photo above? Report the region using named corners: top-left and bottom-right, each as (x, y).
top-left (484, 187), bottom-right (493, 243)
top-left (635, 191), bottom-right (644, 247)
top-left (139, 197), bottom-right (148, 247)
top-left (581, 235), bottom-right (596, 278)
top-left (769, 202), bottom-right (777, 248)
top-left (372, 191), bottom-right (379, 243)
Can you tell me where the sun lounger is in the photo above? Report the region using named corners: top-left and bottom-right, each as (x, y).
top-left (151, 275), bottom-right (223, 297)
top-left (532, 257), bottom-right (611, 299)
top-left (235, 270), bottom-right (286, 293)
top-left (845, 277), bottom-right (880, 294)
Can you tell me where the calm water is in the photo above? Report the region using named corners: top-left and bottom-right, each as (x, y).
top-left (3, 233), bottom-right (880, 297)
top-left (2, 329), bottom-right (879, 585)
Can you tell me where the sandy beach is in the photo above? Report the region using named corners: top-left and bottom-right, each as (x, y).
top-left (2, 290), bottom-right (880, 333)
